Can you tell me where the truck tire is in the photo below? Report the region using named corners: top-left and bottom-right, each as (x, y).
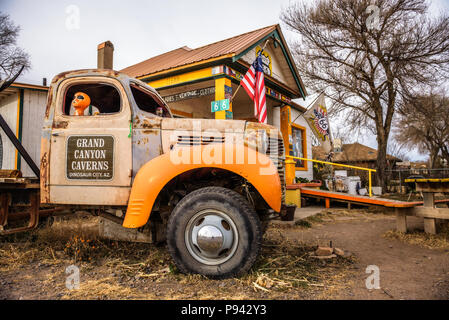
top-left (166, 186), bottom-right (262, 279)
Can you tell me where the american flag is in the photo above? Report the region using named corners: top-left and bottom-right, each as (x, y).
top-left (241, 54), bottom-right (267, 124)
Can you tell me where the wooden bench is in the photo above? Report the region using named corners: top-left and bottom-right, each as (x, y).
top-left (400, 178), bottom-right (449, 234)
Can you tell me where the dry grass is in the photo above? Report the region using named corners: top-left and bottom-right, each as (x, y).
top-left (0, 216), bottom-right (355, 299)
top-left (60, 277), bottom-right (149, 300)
top-left (238, 226), bottom-right (355, 293)
top-left (383, 223), bottom-right (449, 250)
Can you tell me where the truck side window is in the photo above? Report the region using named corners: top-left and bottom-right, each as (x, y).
top-left (130, 84), bottom-right (170, 117)
top-left (63, 83), bottom-right (121, 115)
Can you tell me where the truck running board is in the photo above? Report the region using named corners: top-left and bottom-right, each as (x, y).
top-left (0, 191), bottom-right (40, 235)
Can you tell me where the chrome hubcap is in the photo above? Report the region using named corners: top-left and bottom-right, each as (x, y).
top-left (185, 209), bottom-right (238, 265)
top-left (197, 225), bottom-right (224, 252)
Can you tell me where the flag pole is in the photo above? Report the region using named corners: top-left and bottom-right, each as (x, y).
top-left (230, 38), bottom-right (271, 103)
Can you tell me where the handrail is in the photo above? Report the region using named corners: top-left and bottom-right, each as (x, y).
top-left (285, 155), bottom-right (376, 197)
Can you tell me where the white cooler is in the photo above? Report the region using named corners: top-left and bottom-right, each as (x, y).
top-left (348, 176), bottom-right (361, 195)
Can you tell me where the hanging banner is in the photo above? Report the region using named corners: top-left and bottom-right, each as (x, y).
top-left (304, 93), bottom-right (332, 153)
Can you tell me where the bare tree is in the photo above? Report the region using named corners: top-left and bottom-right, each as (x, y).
top-left (281, 0), bottom-right (449, 189)
top-left (0, 12), bottom-right (30, 92)
top-left (387, 139), bottom-right (409, 162)
top-left (395, 92), bottom-right (449, 168)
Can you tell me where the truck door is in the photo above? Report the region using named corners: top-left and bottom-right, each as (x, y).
top-left (49, 77), bottom-right (132, 205)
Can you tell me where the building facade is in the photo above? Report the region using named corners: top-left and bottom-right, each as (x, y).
top-left (121, 25), bottom-right (315, 181)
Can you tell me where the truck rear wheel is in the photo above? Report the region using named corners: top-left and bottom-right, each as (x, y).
top-left (166, 186), bottom-right (262, 279)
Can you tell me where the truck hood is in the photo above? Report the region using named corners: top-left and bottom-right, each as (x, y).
top-left (161, 118), bottom-right (246, 133)
top-left (161, 118), bottom-right (280, 136)
top-left (160, 117), bottom-right (283, 155)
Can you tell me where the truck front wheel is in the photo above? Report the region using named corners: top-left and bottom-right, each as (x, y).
top-left (166, 186), bottom-right (262, 279)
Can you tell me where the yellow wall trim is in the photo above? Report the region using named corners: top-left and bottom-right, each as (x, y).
top-left (137, 54), bottom-right (235, 82)
top-left (14, 90), bottom-right (21, 170)
top-left (147, 67), bottom-right (214, 89)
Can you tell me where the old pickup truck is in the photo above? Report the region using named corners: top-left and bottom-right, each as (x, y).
top-left (0, 69), bottom-right (288, 278)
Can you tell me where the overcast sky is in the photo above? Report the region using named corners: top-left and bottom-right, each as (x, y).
top-left (2, 0), bottom-right (448, 161)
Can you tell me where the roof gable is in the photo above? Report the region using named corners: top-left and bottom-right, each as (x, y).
top-left (120, 25), bottom-right (306, 98)
top-left (121, 25), bottom-right (276, 78)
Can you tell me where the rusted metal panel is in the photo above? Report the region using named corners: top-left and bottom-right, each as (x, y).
top-left (161, 118), bottom-right (245, 132)
top-left (0, 193), bottom-right (9, 227)
top-left (245, 121), bottom-right (281, 137)
top-left (47, 73), bottom-right (132, 205)
top-left (0, 170), bottom-right (22, 178)
top-left (42, 69), bottom-right (170, 205)
top-left (160, 118), bottom-right (245, 154)
top-left (50, 186), bottom-right (130, 205)
top-left (0, 190), bottom-right (39, 235)
top-left (40, 139), bottom-right (50, 203)
top-left (132, 129), bottom-right (162, 180)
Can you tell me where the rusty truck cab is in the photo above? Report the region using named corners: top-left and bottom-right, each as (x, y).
top-left (40, 69), bottom-right (171, 206)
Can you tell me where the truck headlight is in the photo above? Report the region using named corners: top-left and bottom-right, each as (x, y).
top-left (244, 128), bottom-right (268, 153)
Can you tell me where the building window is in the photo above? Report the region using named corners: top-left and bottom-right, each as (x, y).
top-left (291, 124), bottom-right (307, 170)
top-left (63, 83), bottom-right (121, 115)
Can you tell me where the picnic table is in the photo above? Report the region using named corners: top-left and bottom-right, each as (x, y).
top-left (401, 178), bottom-right (449, 234)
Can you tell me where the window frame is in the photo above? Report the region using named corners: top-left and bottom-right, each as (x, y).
top-left (60, 79), bottom-right (124, 117)
top-left (129, 81), bottom-right (173, 118)
top-left (291, 123), bottom-right (308, 171)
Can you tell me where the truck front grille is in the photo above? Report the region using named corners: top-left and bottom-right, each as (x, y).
top-left (177, 135), bottom-right (226, 146)
top-left (266, 137), bottom-right (286, 203)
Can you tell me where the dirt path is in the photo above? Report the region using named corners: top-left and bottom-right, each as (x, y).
top-left (1, 210), bottom-right (448, 300)
top-left (283, 214), bottom-right (449, 299)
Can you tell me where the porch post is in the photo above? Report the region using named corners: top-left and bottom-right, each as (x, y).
top-left (281, 105), bottom-right (295, 184)
top-left (214, 77), bottom-right (233, 120)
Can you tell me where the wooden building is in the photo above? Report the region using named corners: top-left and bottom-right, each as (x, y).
top-left (0, 82), bottom-right (48, 177)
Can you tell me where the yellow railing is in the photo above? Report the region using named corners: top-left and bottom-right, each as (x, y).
top-left (285, 155), bottom-right (377, 197)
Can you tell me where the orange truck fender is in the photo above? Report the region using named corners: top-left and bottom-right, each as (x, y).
top-left (123, 144), bottom-right (281, 228)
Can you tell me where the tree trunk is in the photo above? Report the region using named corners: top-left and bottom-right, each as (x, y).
top-left (376, 136), bottom-right (388, 192)
top-left (429, 147), bottom-right (440, 169)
